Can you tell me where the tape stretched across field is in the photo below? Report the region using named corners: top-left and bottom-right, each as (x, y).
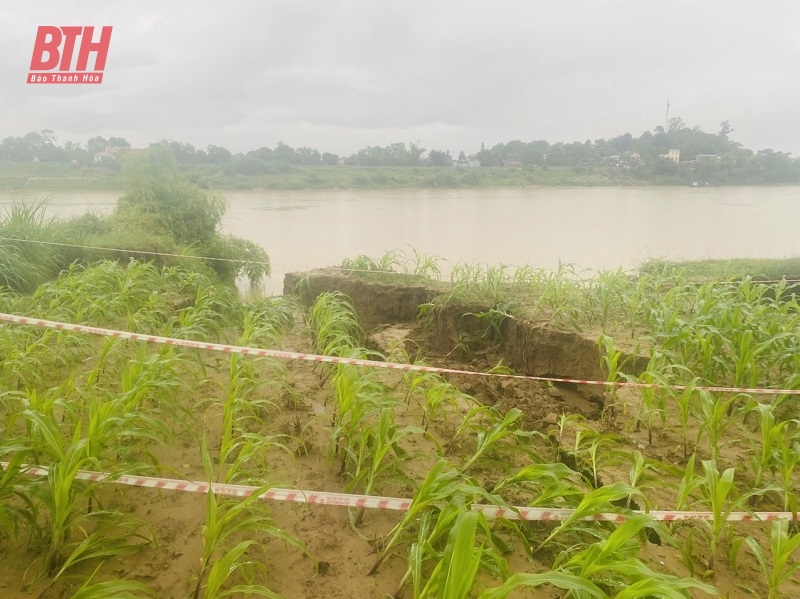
top-left (2, 312), bottom-right (800, 396)
top-left (5, 462), bottom-right (797, 523)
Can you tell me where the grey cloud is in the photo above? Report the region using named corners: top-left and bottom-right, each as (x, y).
top-left (2, 0), bottom-right (799, 155)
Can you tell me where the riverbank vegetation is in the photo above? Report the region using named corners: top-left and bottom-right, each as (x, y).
top-left (0, 147), bottom-right (269, 293)
top-left (2, 118), bottom-right (799, 191)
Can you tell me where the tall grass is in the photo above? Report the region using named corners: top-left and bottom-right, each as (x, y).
top-left (0, 199), bottom-right (61, 292)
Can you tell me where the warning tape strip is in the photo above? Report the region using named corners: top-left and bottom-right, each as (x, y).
top-left (475, 506), bottom-right (799, 523)
top-left (9, 463), bottom-right (410, 511)
top-left (6, 463), bottom-right (796, 522)
top-left (2, 312), bottom-right (799, 396)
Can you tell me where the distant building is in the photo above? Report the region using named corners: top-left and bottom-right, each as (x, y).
top-left (604, 152), bottom-right (642, 169)
top-left (93, 146), bottom-right (140, 164)
top-left (454, 153), bottom-right (480, 168)
top-left (694, 154), bottom-right (720, 162)
top-left (467, 154), bottom-right (481, 167)
top-left (659, 148), bottom-right (680, 163)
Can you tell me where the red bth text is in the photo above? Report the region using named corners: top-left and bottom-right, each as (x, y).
top-left (28, 26), bottom-right (112, 84)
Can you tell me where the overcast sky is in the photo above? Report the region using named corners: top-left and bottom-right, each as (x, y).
top-left (2, 1), bottom-right (799, 156)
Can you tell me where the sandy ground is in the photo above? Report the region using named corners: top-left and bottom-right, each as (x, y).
top-left (0, 307), bottom-right (797, 599)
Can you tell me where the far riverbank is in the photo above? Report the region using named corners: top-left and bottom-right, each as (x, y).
top-left (5, 162), bottom-right (800, 192)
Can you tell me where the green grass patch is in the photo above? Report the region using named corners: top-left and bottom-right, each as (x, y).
top-left (639, 256), bottom-right (800, 281)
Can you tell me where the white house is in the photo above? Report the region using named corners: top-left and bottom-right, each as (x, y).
top-left (659, 148), bottom-right (680, 163)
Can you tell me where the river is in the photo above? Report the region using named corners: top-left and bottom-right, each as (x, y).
top-left (3, 186), bottom-right (799, 295)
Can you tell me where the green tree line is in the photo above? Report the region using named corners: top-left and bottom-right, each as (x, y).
top-left (2, 119), bottom-right (799, 184)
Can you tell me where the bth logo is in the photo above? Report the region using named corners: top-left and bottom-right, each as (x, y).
top-left (28, 26), bottom-right (112, 84)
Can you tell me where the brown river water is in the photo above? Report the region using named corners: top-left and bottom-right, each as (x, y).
top-left (3, 186), bottom-right (800, 295)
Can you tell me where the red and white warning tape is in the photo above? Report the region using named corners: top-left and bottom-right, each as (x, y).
top-left (9, 463), bottom-right (411, 511)
top-left (473, 505), bottom-right (799, 523)
top-left (2, 312), bottom-right (800, 396)
top-left (6, 462), bottom-right (796, 522)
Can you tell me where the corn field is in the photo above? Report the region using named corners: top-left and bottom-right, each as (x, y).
top-left (0, 254), bottom-right (798, 598)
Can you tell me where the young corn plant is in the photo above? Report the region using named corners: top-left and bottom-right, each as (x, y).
top-left (68, 564), bottom-right (154, 598)
top-left (622, 272), bottom-right (656, 339)
top-left (626, 349), bottom-right (688, 447)
top-left (193, 438), bottom-right (305, 599)
top-left (510, 264), bottom-right (541, 287)
top-left (477, 571), bottom-right (609, 599)
top-left (570, 425), bottom-right (624, 490)
top-left (592, 268), bottom-right (628, 332)
top-left (677, 457), bottom-right (776, 572)
top-left (308, 291), bottom-right (363, 358)
top-left (533, 482), bottom-right (644, 557)
top-left (176, 283), bottom-right (240, 342)
top-left (776, 425), bottom-right (800, 514)
top-left (625, 450), bottom-right (673, 510)
top-left (450, 261), bottom-right (484, 287)
top-left (345, 407), bottom-right (423, 525)
top-left (368, 459), bottom-right (503, 576)
top-left (478, 264), bottom-right (509, 306)
top-left (2, 329), bottom-right (50, 390)
top-left (424, 381), bottom-right (474, 433)
top-left (598, 334), bottom-right (625, 421)
top-left (725, 328), bottom-right (791, 391)
top-left (115, 343), bottom-right (195, 436)
top-left (747, 401), bottom-right (792, 493)
top-left (328, 364), bottom-right (393, 472)
top-left (408, 246), bottom-right (442, 279)
top-left (404, 373), bottom-right (475, 433)
top-left (242, 295), bottom-right (297, 348)
top-left (741, 518), bottom-right (800, 599)
top-left (406, 507), bottom-right (509, 599)
top-left (78, 386), bottom-right (172, 469)
top-left (0, 451), bottom-right (40, 540)
top-left (403, 368), bottom-right (442, 406)
top-left (674, 379), bottom-right (703, 459)
top-left (5, 385), bottom-right (63, 463)
top-left (491, 461), bottom-right (587, 510)
top-left (555, 514), bottom-right (717, 598)
top-left (457, 407), bottom-right (542, 475)
top-left (83, 337), bottom-right (124, 388)
top-left (340, 254), bottom-right (382, 272)
top-left (207, 350), bottom-right (294, 484)
top-left (694, 391), bottom-right (744, 463)
top-left (341, 249), bottom-right (403, 273)
top-left (20, 414), bottom-right (152, 583)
